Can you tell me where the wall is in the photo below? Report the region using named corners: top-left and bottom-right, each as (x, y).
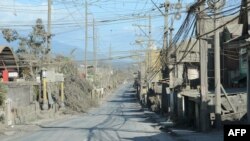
top-left (5, 82), bottom-right (39, 125)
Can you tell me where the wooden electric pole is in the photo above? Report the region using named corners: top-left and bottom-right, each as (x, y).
top-left (93, 18), bottom-right (97, 76)
top-left (85, 0), bottom-right (88, 78)
top-left (47, 0), bottom-right (52, 61)
top-left (169, 17), bottom-right (174, 47)
top-left (148, 15), bottom-right (152, 72)
top-left (248, 48), bottom-right (250, 124)
top-left (109, 43), bottom-right (112, 71)
top-left (198, 0), bottom-right (209, 131)
top-left (214, 2), bottom-right (222, 128)
top-left (161, 0), bottom-right (170, 114)
top-left (163, 0), bottom-right (169, 50)
top-left (41, 0), bottom-right (52, 111)
top-left (109, 44), bottom-right (112, 86)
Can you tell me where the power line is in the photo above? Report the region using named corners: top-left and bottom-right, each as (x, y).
top-left (150, 0), bottom-right (164, 16)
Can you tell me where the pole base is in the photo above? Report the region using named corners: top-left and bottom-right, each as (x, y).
top-left (42, 102), bottom-right (48, 110)
top-left (60, 102), bottom-right (65, 108)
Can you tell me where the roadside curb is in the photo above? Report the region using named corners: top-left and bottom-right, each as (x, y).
top-left (140, 106), bottom-right (223, 141)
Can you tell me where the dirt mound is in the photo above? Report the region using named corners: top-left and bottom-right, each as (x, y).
top-left (55, 57), bottom-right (97, 113)
top-left (64, 75), bottom-right (98, 113)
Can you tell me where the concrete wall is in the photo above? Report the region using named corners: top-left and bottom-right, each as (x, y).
top-left (5, 83), bottom-right (39, 125)
top-left (7, 84), bottom-right (35, 107)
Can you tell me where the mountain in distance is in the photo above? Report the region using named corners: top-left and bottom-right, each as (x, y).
top-left (52, 40), bottom-right (86, 60)
top-left (0, 37), bottom-right (134, 69)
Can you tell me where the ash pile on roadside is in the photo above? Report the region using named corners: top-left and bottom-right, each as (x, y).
top-left (57, 57), bottom-right (98, 113)
top-left (64, 75), bottom-right (97, 113)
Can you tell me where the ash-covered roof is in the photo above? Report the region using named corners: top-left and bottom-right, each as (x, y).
top-left (0, 46), bottom-right (18, 71)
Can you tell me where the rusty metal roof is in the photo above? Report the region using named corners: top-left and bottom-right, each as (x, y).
top-left (0, 46), bottom-right (18, 71)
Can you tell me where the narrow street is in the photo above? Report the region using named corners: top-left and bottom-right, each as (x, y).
top-left (1, 1), bottom-right (250, 140)
top-left (2, 84), bottom-right (174, 141)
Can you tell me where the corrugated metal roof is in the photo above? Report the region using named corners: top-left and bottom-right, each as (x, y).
top-left (0, 46), bottom-right (18, 71)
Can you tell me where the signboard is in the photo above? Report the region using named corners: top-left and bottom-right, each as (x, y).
top-left (8, 72), bottom-right (18, 78)
top-left (187, 68), bottom-right (199, 80)
top-left (45, 71), bottom-right (64, 82)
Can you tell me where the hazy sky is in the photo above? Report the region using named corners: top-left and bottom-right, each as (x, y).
top-left (0, 0), bottom-right (197, 61)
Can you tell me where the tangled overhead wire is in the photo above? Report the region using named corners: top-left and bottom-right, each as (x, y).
top-left (147, 0), bottom-right (246, 81)
top-left (207, 0), bottom-right (226, 10)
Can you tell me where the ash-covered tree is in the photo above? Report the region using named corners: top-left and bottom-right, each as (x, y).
top-left (2, 18), bottom-right (48, 58)
top-left (29, 18), bottom-right (48, 57)
top-left (2, 18), bottom-right (49, 80)
top-left (2, 28), bottom-right (18, 42)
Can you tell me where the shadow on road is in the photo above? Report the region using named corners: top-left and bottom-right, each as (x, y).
top-left (35, 86), bottom-right (167, 141)
top-left (123, 132), bottom-right (174, 141)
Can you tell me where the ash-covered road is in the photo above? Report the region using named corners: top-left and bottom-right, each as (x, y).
top-left (2, 84), bottom-right (174, 141)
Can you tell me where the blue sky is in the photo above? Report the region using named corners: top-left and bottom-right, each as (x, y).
top-left (0, 0), bottom-right (197, 62)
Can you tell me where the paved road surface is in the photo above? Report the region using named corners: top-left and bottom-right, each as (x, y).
top-left (2, 85), bottom-right (174, 141)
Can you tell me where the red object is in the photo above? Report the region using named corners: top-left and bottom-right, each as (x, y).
top-left (2, 70), bottom-right (9, 82)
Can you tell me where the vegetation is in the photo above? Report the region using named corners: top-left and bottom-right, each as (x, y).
top-left (0, 83), bottom-right (7, 106)
top-left (2, 18), bottom-right (49, 80)
top-left (55, 56), bottom-right (96, 112)
top-left (1, 19), bottom-right (130, 114)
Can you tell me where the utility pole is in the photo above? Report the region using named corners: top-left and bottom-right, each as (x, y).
top-left (93, 18), bottom-right (97, 76)
top-left (148, 15), bottom-right (152, 73)
top-left (109, 44), bottom-right (112, 86)
top-left (248, 48), bottom-right (250, 124)
top-left (169, 18), bottom-right (174, 47)
top-left (248, 0), bottom-right (250, 120)
top-left (133, 16), bottom-right (152, 86)
top-left (85, 0), bottom-right (88, 78)
top-left (47, 0), bottom-right (52, 62)
top-left (241, 0), bottom-right (250, 124)
top-left (214, 2), bottom-right (222, 128)
top-left (198, 0), bottom-right (208, 131)
top-left (163, 0), bottom-right (169, 50)
top-left (169, 17), bottom-right (175, 117)
top-left (109, 43), bottom-right (112, 71)
top-left (41, 0), bottom-right (51, 111)
top-left (162, 0), bottom-right (170, 114)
